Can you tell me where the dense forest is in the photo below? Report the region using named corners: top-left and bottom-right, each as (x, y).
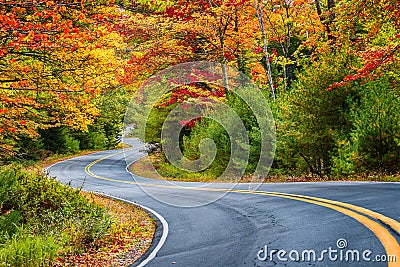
top-left (1, 0), bottom-right (400, 178)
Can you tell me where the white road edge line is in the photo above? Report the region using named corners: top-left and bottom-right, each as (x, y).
top-left (43, 144), bottom-right (400, 266)
top-left (122, 151), bottom-right (169, 267)
top-left (45, 148), bottom-right (169, 267)
top-left (43, 150), bottom-right (111, 172)
top-left (125, 154), bottom-right (147, 174)
top-left (98, 193), bottom-right (169, 267)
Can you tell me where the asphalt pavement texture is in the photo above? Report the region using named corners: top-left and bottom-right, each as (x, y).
top-left (48, 138), bottom-right (400, 267)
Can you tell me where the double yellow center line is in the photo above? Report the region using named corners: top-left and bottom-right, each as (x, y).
top-left (84, 149), bottom-right (400, 267)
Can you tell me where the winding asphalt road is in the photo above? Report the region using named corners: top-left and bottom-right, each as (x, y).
top-left (47, 138), bottom-right (400, 267)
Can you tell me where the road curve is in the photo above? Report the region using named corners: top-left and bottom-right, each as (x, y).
top-left (47, 138), bottom-right (400, 267)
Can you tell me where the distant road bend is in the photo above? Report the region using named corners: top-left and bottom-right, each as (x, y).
top-left (48, 138), bottom-right (400, 267)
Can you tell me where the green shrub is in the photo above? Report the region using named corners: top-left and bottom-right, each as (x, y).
top-left (0, 233), bottom-right (59, 267)
top-left (273, 52), bottom-right (357, 177)
top-left (181, 117), bottom-right (231, 177)
top-left (72, 129), bottom-right (108, 150)
top-left (0, 165), bottom-right (113, 266)
top-left (148, 90), bottom-right (265, 180)
top-left (40, 127), bottom-right (80, 155)
top-left (332, 77), bottom-right (400, 175)
top-left (0, 211), bottom-right (21, 243)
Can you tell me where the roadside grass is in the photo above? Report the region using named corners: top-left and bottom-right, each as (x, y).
top-left (131, 155), bottom-right (400, 183)
top-left (130, 154), bottom-right (228, 182)
top-left (55, 192), bottom-right (155, 267)
top-left (34, 150), bottom-right (100, 169)
top-left (31, 141), bottom-right (129, 170)
top-left (0, 165), bottom-right (155, 267)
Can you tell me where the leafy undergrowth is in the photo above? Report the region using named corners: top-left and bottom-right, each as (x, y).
top-left (130, 154), bottom-right (226, 182)
top-left (0, 165), bottom-right (155, 267)
top-left (131, 155), bottom-right (400, 183)
top-left (55, 193), bottom-right (155, 267)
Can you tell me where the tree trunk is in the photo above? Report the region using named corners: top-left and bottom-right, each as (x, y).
top-left (315, 0), bottom-right (336, 41)
top-left (254, 0), bottom-right (276, 100)
top-left (222, 63), bottom-right (230, 91)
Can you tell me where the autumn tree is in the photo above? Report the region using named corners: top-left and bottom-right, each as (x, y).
top-left (116, 11), bottom-right (192, 88)
top-left (328, 0), bottom-right (400, 89)
top-left (253, 0), bottom-right (323, 94)
top-left (273, 0), bottom-right (400, 176)
top-left (0, 0), bottom-right (126, 158)
top-left (314, 0), bottom-right (336, 41)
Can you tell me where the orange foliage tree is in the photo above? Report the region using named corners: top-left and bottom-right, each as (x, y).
top-left (327, 0), bottom-right (400, 90)
top-left (0, 0), bottom-right (126, 157)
